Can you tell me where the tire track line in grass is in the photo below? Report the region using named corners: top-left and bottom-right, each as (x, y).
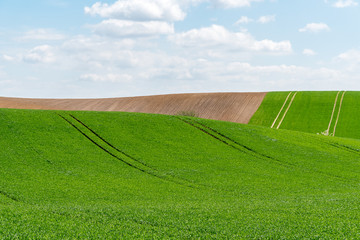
top-left (69, 114), bottom-right (155, 170)
top-left (324, 91), bottom-right (341, 136)
top-left (276, 92), bottom-right (297, 129)
top-left (326, 142), bottom-right (360, 156)
top-left (178, 117), bottom-right (359, 184)
top-left (196, 119), bottom-right (360, 184)
top-left (58, 113), bottom-right (199, 189)
top-left (177, 117), bottom-right (247, 154)
top-left (177, 117), bottom-right (294, 168)
top-left (333, 91), bottom-right (346, 136)
top-left (0, 190), bottom-right (19, 202)
top-left (69, 114), bottom-right (203, 188)
top-left (271, 91), bottom-right (292, 128)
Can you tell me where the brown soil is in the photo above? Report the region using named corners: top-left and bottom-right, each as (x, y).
top-left (0, 92), bottom-right (266, 123)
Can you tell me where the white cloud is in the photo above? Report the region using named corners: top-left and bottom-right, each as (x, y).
top-left (22, 45), bottom-right (56, 64)
top-left (2, 54), bottom-right (15, 62)
top-left (299, 23), bottom-right (330, 33)
top-left (257, 15), bottom-right (275, 24)
top-left (92, 19), bottom-right (174, 37)
top-left (19, 29), bottom-right (65, 41)
top-left (85, 0), bottom-right (186, 21)
top-left (169, 25), bottom-right (292, 53)
top-left (235, 15), bottom-right (275, 25)
top-left (332, 0), bottom-right (358, 7)
top-left (336, 49), bottom-right (360, 71)
top-left (235, 16), bottom-right (253, 24)
top-left (80, 73), bottom-right (133, 83)
top-left (337, 49), bottom-right (360, 62)
top-left (303, 49), bottom-right (317, 56)
top-left (210, 0), bottom-right (264, 8)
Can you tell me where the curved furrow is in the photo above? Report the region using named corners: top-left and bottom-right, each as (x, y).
top-left (58, 113), bottom-right (200, 189)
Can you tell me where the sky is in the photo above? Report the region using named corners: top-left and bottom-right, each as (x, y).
top-left (0, 0), bottom-right (360, 98)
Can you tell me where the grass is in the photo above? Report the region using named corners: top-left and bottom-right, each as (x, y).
top-left (250, 91), bottom-right (359, 138)
top-left (1, 108), bottom-right (360, 238)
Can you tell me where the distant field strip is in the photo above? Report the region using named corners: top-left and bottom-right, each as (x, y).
top-left (58, 113), bottom-right (197, 188)
top-left (276, 92), bottom-right (297, 129)
top-left (251, 91), bottom-right (358, 138)
top-left (333, 91), bottom-right (346, 136)
top-left (271, 91), bottom-right (293, 128)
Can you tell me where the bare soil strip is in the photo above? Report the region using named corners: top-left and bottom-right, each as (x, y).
top-left (0, 92), bottom-right (266, 124)
top-left (333, 91), bottom-right (346, 136)
top-left (271, 91), bottom-right (292, 128)
top-left (276, 92), bottom-right (297, 129)
top-left (324, 91), bottom-right (341, 136)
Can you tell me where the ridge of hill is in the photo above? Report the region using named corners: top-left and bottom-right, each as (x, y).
top-left (0, 92), bottom-right (266, 124)
top-left (1, 108), bottom-right (360, 238)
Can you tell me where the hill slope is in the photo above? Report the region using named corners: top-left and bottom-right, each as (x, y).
top-left (1, 108), bottom-right (360, 238)
top-left (250, 91), bottom-right (360, 139)
top-left (0, 92), bottom-right (266, 124)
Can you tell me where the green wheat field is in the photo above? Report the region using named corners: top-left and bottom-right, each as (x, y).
top-left (2, 91), bottom-right (360, 238)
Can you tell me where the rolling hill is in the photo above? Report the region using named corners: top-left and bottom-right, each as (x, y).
top-left (1, 108), bottom-right (360, 238)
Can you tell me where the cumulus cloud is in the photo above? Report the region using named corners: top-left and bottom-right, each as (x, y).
top-left (235, 16), bottom-right (253, 24)
top-left (169, 25), bottom-right (292, 53)
top-left (2, 54), bottom-right (15, 62)
top-left (257, 15), bottom-right (275, 24)
top-left (235, 15), bottom-right (275, 25)
top-left (337, 49), bottom-right (360, 62)
top-left (80, 73), bottom-right (133, 83)
top-left (85, 0), bottom-right (186, 21)
top-left (303, 49), bottom-right (317, 56)
top-left (336, 49), bottom-right (360, 71)
top-left (299, 23), bottom-right (330, 33)
top-left (19, 29), bottom-right (65, 41)
top-left (332, 0), bottom-right (358, 7)
top-left (22, 45), bottom-right (56, 64)
top-left (92, 19), bottom-right (174, 37)
top-left (210, 0), bottom-right (264, 8)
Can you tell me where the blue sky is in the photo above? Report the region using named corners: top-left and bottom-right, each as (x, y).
top-left (0, 0), bottom-right (360, 98)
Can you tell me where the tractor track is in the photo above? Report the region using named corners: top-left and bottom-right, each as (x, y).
top-left (177, 117), bottom-right (294, 168)
top-left (69, 114), bottom-right (154, 170)
top-left (58, 113), bottom-right (199, 189)
top-left (0, 190), bottom-right (19, 202)
top-left (327, 91), bottom-right (341, 135)
top-left (69, 114), bottom-right (202, 188)
top-left (333, 91), bottom-right (346, 136)
top-left (177, 117), bottom-right (360, 184)
top-left (277, 92), bottom-right (297, 129)
top-left (271, 91), bottom-right (293, 128)
top-left (326, 142), bottom-right (360, 156)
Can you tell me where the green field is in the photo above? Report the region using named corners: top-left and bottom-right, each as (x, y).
top-left (2, 108), bottom-right (360, 238)
top-left (250, 91), bottom-right (360, 139)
